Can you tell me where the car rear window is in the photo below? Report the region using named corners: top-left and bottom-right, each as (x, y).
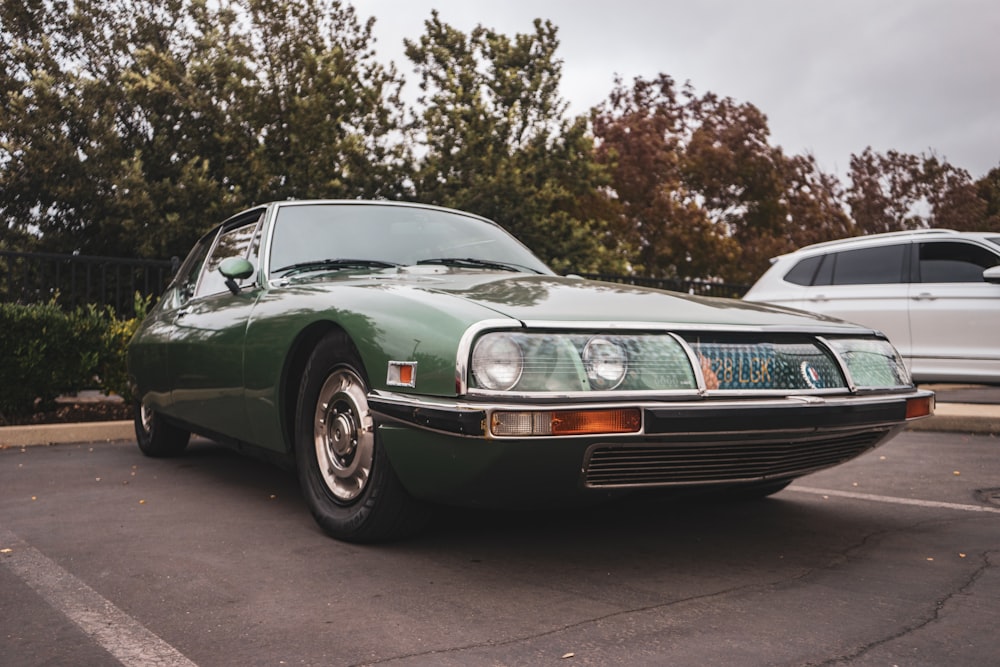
top-left (782, 255), bottom-right (823, 285)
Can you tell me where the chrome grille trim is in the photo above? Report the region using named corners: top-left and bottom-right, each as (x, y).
top-left (583, 427), bottom-right (897, 488)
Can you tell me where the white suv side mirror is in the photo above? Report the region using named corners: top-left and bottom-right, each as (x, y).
top-left (984, 266), bottom-right (1000, 284)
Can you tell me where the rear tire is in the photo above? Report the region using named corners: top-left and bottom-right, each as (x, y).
top-left (134, 401), bottom-right (190, 457)
top-left (295, 332), bottom-right (428, 542)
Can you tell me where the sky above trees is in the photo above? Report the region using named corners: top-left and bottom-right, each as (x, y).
top-left (354, 0), bottom-right (1000, 179)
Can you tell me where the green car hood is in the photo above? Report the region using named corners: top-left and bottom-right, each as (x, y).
top-left (362, 270), bottom-right (864, 332)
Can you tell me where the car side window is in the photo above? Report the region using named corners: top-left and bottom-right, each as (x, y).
top-left (783, 255), bottom-right (822, 286)
top-left (172, 237), bottom-right (215, 306)
top-left (829, 244), bottom-right (907, 285)
top-left (917, 241), bottom-right (1000, 283)
top-left (195, 216), bottom-right (263, 298)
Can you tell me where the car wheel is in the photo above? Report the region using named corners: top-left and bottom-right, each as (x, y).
top-left (134, 401), bottom-right (190, 457)
top-left (295, 332), bottom-right (428, 542)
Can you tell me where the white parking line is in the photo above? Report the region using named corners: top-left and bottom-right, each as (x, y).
top-left (789, 486), bottom-right (1000, 514)
top-left (0, 528), bottom-right (198, 667)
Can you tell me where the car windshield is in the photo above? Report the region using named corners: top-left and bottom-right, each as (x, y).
top-left (268, 203), bottom-right (553, 278)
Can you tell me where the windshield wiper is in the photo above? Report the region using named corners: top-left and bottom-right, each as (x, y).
top-left (415, 257), bottom-right (539, 274)
top-left (272, 258), bottom-right (399, 277)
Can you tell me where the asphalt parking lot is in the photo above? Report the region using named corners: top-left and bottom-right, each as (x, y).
top-left (1, 389), bottom-right (998, 666)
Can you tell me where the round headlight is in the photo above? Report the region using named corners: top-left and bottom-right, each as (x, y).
top-left (583, 337), bottom-right (627, 390)
top-left (471, 334), bottom-right (523, 391)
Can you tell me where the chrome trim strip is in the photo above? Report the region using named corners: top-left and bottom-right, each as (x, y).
top-left (368, 389), bottom-right (934, 440)
top-left (517, 320), bottom-right (883, 337)
top-left (455, 319), bottom-right (523, 395)
top-left (669, 331), bottom-right (708, 395)
top-left (815, 335), bottom-right (857, 392)
top-left (465, 387), bottom-right (850, 401)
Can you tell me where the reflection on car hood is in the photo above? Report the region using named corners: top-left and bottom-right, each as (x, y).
top-left (350, 270), bottom-right (866, 331)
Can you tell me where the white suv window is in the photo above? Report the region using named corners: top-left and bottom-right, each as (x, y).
top-left (917, 241), bottom-right (1000, 283)
top-left (795, 243), bottom-right (907, 286)
top-left (829, 244), bottom-right (907, 285)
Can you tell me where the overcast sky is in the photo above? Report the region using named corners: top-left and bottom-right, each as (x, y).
top-left (352, 0), bottom-right (999, 180)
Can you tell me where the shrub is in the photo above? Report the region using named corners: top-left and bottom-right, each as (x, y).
top-left (0, 297), bottom-right (145, 421)
top-left (99, 293), bottom-right (151, 403)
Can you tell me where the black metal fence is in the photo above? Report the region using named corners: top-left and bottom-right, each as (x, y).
top-left (577, 273), bottom-right (751, 299)
top-left (0, 251), bottom-right (177, 316)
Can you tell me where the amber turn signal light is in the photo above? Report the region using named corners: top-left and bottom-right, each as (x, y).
top-left (905, 395), bottom-right (934, 420)
top-left (491, 408), bottom-right (642, 437)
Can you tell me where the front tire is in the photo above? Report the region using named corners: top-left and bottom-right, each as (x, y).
top-left (134, 401), bottom-right (190, 457)
top-left (295, 332), bottom-right (428, 542)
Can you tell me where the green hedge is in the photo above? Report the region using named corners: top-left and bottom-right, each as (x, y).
top-left (0, 296), bottom-right (148, 421)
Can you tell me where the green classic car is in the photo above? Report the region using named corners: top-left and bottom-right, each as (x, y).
top-left (128, 200), bottom-right (934, 542)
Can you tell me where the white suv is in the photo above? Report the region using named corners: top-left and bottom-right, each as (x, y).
top-left (743, 229), bottom-right (1000, 384)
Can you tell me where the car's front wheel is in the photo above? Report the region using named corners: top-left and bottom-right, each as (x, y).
top-left (134, 402), bottom-right (190, 457)
top-left (295, 333), bottom-right (428, 542)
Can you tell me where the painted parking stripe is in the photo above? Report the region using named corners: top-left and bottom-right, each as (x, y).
top-left (789, 486), bottom-right (1000, 514)
top-left (0, 528), bottom-right (198, 667)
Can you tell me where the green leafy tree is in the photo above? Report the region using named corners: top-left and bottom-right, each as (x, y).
top-left (1, 0), bottom-right (410, 259)
top-left (404, 12), bottom-right (622, 273)
top-left (245, 0), bottom-right (411, 202)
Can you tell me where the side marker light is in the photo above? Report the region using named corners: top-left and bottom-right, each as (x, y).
top-left (905, 395), bottom-right (934, 419)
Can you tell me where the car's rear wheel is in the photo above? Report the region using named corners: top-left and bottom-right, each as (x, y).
top-left (295, 332), bottom-right (428, 542)
top-left (134, 401), bottom-right (190, 457)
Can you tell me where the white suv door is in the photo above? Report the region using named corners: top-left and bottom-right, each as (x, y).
top-left (797, 243), bottom-right (912, 355)
top-left (907, 240), bottom-right (1000, 382)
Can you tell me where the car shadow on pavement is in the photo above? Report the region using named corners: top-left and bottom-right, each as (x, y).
top-left (137, 437), bottom-right (943, 575)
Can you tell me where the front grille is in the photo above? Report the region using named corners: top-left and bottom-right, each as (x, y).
top-left (583, 429), bottom-right (891, 488)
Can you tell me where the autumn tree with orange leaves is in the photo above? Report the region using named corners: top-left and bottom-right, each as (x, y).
top-left (592, 75), bottom-right (857, 284)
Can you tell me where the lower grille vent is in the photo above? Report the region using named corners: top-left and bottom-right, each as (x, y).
top-left (584, 429), bottom-right (890, 488)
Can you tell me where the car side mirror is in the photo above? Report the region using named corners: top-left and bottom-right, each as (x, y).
top-left (219, 257), bottom-right (255, 295)
top-left (984, 266), bottom-right (1000, 285)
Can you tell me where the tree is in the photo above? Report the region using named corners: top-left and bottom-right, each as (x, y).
top-left (846, 149), bottom-right (1000, 234)
top-left (592, 75), bottom-right (852, 284)
top-left (404, 12), bottom-right (622, 273)
top-left (1, 0), bottom-right (410, 259)
top-left (975, 166), bottom-right (1000, 230)
top-left (591, 75), bottom-right (734, 280)
top-left (245, 0), bottom-right (410, 203)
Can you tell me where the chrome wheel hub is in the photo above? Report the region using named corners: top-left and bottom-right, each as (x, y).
top-left (140, 404), bottom-right (153, 434)
top-left (313, 369), bottom-right (373, 502)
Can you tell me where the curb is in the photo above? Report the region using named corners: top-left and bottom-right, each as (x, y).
top-left (906, 403), bottom-right (999, 436)
top-left (0, 421), bottom-right (134, 448)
